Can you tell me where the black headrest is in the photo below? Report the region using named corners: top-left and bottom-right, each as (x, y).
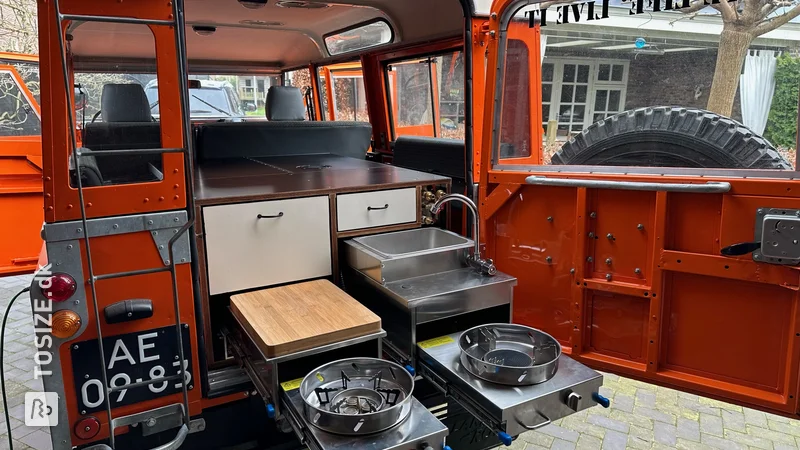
top-left (101, 84), bottom-right (152, 123)
top-left (266, 86), bottom-right (305, 121)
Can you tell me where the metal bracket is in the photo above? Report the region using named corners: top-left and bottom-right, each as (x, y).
top-left (754, 208), bottom-right (800, 265)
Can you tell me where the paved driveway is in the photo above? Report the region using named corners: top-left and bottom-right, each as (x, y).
top-left (2, 274), bottom-right (800, 450)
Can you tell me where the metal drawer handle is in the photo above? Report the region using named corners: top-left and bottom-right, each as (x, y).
top-left (367, 204), bottom-right (389, 211)
top-left (525, 176), bottom-right (731, 193)
top-left (516, 410), bottom-right (551, 430)
top-left (257, 212), bottom-right (284, 219)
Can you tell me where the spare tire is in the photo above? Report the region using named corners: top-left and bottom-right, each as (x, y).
top-left (551, 106), bottom-right (791, 169)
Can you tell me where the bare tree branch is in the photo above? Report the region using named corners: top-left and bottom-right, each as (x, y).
top-left (752, 2), bottom-right (800, 33)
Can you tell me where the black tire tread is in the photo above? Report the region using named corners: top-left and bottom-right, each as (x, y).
top-left (551, 106), bottom-right (791, 170)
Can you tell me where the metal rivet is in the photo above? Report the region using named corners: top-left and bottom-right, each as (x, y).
top-left (74, 345), bottom-right (79, 350)
top-left (569, 268), bottom-right (575, 274)
top-left (605, 258), bottom-right (612, 265)
top-left (754, 253), bottom-right (761, 260)
top-left (588, 232), bottom-right (595, 238)
top-left (637, 224), bottom-right (644, 230)
top-left (74, 300), bottom-right (80, 305)
top-left (174, 217), bottom-right (180, 222)
top-left (127, 312), bottom-right (133, 317)
top-left (189, 385), bottom-right (194, 390)
top-left (81, 410), bottom-right (86, 415)
top-left (175, 355), bottom-right (179, 360)
top-left (586, 257), bottom-right (593, 263)
top-left (67, 244), bottom-right (73, 250)
top-left (607, 233), bottom-right (614, 240)
top-left (589, 212), bottom-right (597, 219)
top-left (76, 228), bottom-right (82, 233)
top-left (148, 220), bottom-right (154, 225)
top-left (164, 260), bottom-right (170, 265)
top-left (181, 258), bottom-right (187, 263)
top-left (146, 418), bottom-right (157, 427)
top-left (605, 273), bottom-right (612, 281)
top-left (84, 374), bottom-right (89, 379)
top-left (757, 208), bottom-right (764, 214)
top-left (634, 268), bottom-right (642, 274)
top-left (173, 229), bottom-right (179, 234)
top-left (491, 12), bottom-right (497, 18)
top-left (546, 256), bottom-right (553, 264)
top-left (489, 30), bottom-right (496, 37)
top-left (547, 216), bottom-right (553, 222)
top-left (184, 324), bottom-right (189, 328)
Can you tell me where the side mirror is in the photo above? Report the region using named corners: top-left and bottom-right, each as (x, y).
top-left (74, 86), bottom-right (87, 110)
top-left (246, 103), bottom-right (257, 112)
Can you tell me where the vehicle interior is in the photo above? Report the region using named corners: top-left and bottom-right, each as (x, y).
top-left (29, 0), bottom-right (800, 449)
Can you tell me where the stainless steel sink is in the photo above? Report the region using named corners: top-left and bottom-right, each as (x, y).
top-left (352, 228), bottom-right (471, 258)
top-left (345, 228), bottom-right (473, 284)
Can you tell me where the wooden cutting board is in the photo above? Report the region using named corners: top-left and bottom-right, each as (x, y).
top-left (230, 279), bottom-right (381, 358)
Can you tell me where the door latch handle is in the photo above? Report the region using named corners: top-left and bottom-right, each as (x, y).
top-left (720, 241), bottom-right (761, 256)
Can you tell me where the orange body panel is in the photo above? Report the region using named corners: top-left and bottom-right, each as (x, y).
top-left (478, 0), bottom-right (800, 416)
top-left (0, 63), bottom-right (43, 275)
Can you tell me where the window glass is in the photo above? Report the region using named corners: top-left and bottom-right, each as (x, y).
top-left (0, 70), bottom-right (40, 136)
top-left (1, 60), bottom-right (39, 104)
top-left (284, 68), bottom-right (312, 120)
top-left (325, 21), bottom-right (393, 56)
top-left (70, 22), bottom-right (163, 187)
top-left (235, 75), bottom-right (281, 117)
top-left (318, 64), bottom-right (369, 122)
top-left (500, 6), bottom-right (797, 171)
top-left (387, 50), bottom-right (465, 140)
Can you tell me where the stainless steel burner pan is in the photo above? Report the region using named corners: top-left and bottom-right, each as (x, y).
top-left (299, 357), bottom-right (414, 435)
top-left (459, 323), bottom-right (561, 385)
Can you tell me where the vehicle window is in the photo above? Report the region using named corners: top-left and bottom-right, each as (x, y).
top-left (317, 64), bottom-right (369, 122)
top-left (70, 22), bottom-right (163, 187)
top-left (0, 69), bottom-right (40, 136)
top-left (495, 8), bottom-right (798, 172)
top-left (2, 60), bottom-right (40, 104)
top-left (387, 51), bottom-right (465, 140)
top-left (284, 68), bottom-right (312, 120)
top-left (325, 20), bottom-right (393, 56)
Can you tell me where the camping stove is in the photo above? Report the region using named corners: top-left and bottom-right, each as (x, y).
top-left (280, 357), bottom-right (449, 450)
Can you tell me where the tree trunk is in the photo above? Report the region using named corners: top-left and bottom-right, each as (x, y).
top-left (706, 28), bottom-right (753, 117)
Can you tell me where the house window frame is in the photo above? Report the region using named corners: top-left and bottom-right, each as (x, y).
top-left (541, 57), bottom-right (629, 139)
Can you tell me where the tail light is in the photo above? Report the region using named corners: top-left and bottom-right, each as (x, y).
top-left (42, 274), bottom-right (77, 302)
top-left (52, 310), bottom-right (81, 339)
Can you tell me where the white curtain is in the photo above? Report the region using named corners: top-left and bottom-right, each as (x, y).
top-left (739, 50), bottom-right (778, 135)
top-left (540, 34), bottom-right (548, 64)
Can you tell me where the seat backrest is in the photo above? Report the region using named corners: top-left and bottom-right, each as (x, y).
top-left (266, 86), bottom-right (306, 121)
top-left (393, 136), bottom-right (465, 180)
top-left (100, 83), bottom-right (153, 123)
top-left (196, 121), bottom-right (372, 162)
top-left (80, 83), bottom-right (162, 184)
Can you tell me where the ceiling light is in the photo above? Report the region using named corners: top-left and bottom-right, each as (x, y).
top-left (192, 25), bottom-right (217, 36)
top-left (275, 1), bottom-right (330, 8)
top-left (238, 0), bottom-right (268, 9)
top-left (239, 19), bottom-right (285, 26)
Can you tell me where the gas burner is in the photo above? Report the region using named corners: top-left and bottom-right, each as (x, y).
top-left (300, 358), bottom-right (415, 435)
top-left (330, 388), bottom-right (385, 415)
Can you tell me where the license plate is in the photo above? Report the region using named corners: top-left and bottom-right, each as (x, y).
top-left (71, 325), bottom-right (192, 413)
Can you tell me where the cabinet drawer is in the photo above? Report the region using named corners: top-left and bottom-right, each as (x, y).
top-left (203, 196), bottom-right (331, 295)
top-left (336, 188), bottom-right (417, 232)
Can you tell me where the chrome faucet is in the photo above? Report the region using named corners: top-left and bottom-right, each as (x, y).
top-left (431, 193), bottom-right (497, 276)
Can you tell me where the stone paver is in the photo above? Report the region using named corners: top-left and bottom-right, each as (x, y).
top-left (2, 274), bottom-right (800, 450)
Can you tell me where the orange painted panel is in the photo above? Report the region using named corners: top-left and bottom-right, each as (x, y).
top-left (663, 272), bottom-right (793, 393)
top-left (493, 185), bottom-right (576, 343)
top-left (586, 291), bottom-right (649, 362)
top-left (61, 232), bottom-right (201, 445)
top-left (589, 190), bottom-right (654, 284)
top-left (666, 193), bottom-right (722, 254)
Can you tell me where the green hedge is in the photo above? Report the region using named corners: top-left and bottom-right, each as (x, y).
top-left (764, 54), bottom-right (799, 149)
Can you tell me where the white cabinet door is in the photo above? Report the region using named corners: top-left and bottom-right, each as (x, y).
top-left (203, 196), bottom-right (331, 295)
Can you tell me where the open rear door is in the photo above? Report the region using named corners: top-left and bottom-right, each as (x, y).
top-left (477, 0), bottom-right (800, 416)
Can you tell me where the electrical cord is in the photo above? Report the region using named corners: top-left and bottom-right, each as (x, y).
top-left (2, 287), bottom-right (30, 450)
